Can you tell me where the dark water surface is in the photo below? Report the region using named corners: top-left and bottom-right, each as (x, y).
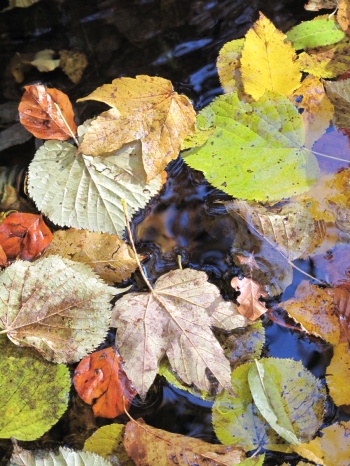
top-left (0, 0), bottom-right (346, 464)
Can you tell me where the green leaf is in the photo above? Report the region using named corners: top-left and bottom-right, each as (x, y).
top-left (286, 18), bottom-right (345, 50)
top-left (10, 446), bottom-right (112, 466)
top-left (27, 139), bottom-right (162, 237)
top-left (183, 92), bottom-right (319, 202)
top-left (0, 336), bottom-right (70, 441)
top-left (248, 360), bottom-right (299, 445)
top-left (0, 256), bottom-right (116, 363)
top-left (212, 358), bottom-right (326, 452)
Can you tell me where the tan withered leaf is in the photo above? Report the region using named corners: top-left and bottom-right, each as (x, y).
top-left (231, 277), bottom-right (268, 321)
top-left (43, 228), bottom-right (138, 284)
top-left (337, 0), bottom-right (350, 35)
top-left (304, 0), bottom-right (337, 10)
top-left (124, 418), bottom-right (246, 466)
top-left (111, 268), bottom-right (247, 399)
top-left (77, 75), bottom-right (196, 182)
top-left (324, 78), bottom-right (350, 129)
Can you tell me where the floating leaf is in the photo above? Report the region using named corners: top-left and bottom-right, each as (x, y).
top-left (77, 75), bottom-right (195, 182)
top-left (324, 78), bottom-right (350, 129)
top-left (240, 13), bottom-right (301, 100)
top-left (217, 38), bottom-right (245, 95)
top-left (27, 140), bottom-right (162, 237)
top-left (0, 213), bottom-right (52, 261)
top-left (184, 92), bottom-right (319, 202)
top-left (0, 336), bottom-right (70, 441)
top-left (10, 446), bottom-right (112, 466)
top-left (326, 342), bottom-right (350, 405)
top-left (43, 229), bottom-right (138, 284)
top-left (111, 268), bottom-right (247, 399)
top-left (0, 256), bottom-right (116, 363)
top-left (29, 49), bottom-right (60, 72)
top-left (73, 347), bottom-right (137, 418)
top-left (304, 0), bottom-right (337, 10)
top-left (286, 17), bottom-right (345, 50)
top-left (124, 418), bottom-right (247, 466)
top-left (231, 277), bottom-right (268, 321)
top-left (84, 424), bottom-right (135, 465)
top-left (18, 84), bottom-right (77, 140)
top-left (337, 0), bottom-right (350, 35)
top-left (1, 0), bottom-right (40, 11)
top-left (212, 359), bottom-right (326, 451)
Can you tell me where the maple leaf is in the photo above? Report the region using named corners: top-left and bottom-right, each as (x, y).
top-left (77, 75), bottom-right (196, 182)
top-left (18, 84), bottom-right (77, 140)
top-left (73, 347), bottom-right (137, 418)
top-left (240, 12), bottom-right (301, 100)
top-left (111, 268), bottom-right (247, 399)
top-left (0, 212), bottom-right (52, 262)
top-left (231, 276), bottom-right (268, 321)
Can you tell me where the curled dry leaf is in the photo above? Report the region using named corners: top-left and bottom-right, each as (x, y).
top-left (231, 276), bottom-right (268, 320)
top-left (19, 84), bottom-right (77, 140)
top-left (0, 212), bottom-right (52, 262)
top-left (74, 347), bottom-right (137, 418)
top-left (124, 418), bottom-right (246, 466)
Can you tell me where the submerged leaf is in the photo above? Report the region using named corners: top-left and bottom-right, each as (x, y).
top-left (111, 268), bottom-right (247, 399)
top-left (286, 17), bottom-right (345, 50)
top-left (0, 256), bottom-right (116, 363)
top-left (326, 342), bottom-right (350, 406)
top-left (0, 336), bottom-right (70, 441)
top-left (231, 277), bottom-right (268, 321)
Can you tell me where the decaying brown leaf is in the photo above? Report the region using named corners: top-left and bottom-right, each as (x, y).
top-left (231, 276), bottom-right (268, 321)
top-left (337, 0), bottom-right (350, 34)
top-left (59, 50), bottom-right (88, 84)
top-left (304, 0), bottom-right (337, 11)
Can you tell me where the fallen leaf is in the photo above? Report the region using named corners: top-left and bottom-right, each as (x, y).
top-left (304, 0), bottom-right (337, 10)
top-left (1, 0), bottom-right (40, 11)
top-left (0, 212), bottom-right (52, 261)
top-left (324, 78), bottom-right (350, 129)
top-left (216, 38), bottom-right (245, 95)
top-left (231, 277), bottom-right (268, 321)
top-left (124, 418), bottom-right (247, 466)
top-left (337, 0), bottom-right (350, 34)
top-left (286, 17), bottom-right (345, 50)
top-left (240, 13), bottom-right (301, 100)
top-left (0, 245), bottom-right (7, 267)
top-left (18, 84), bottom-right (77, 140)
top-left (59, 49), bottom-right (88, 83)
top-left (0, 335), bottom-right (70, 441)
top-left (29, 49), bottom-right (60, 72)
top-left (74, 347), bottom-right (137, 418)
top-left (11, 50), bottom-right (60, 83)
top-left (77, 75), bottom-right (196, 182)
top-left (111, 268), bottom-right (247, 399)
top-left (43, 229), bottom-right (138, 284)
top-left (326, 342), bottom-right (350, 405)
top-left (0, 256), bottom-right (116, 363)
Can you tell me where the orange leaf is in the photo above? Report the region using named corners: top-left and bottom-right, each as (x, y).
top-left (0, 244), bottom-right (8, 267)
top-left (231, 276), bottom-right (268, 320)
top-left (18, 84), bottom-right (77, 140)
top-left (73, 347), bottom-right (137, 418)
top-left (0, 213), bottom-right (52, 261)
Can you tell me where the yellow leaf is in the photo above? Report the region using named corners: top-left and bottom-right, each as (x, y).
top-left (337, 0), bottom-right (350, 35)
top-left (216, 38), bottom-right (245, 95)
top-left (292, 75), bottom-right (334, 149)
top-left (326, 342), bottom-right (350, 405)
top-left (240, 12), bottom-right (301, 100)
top-left (77, 75), bottom-right (196, 182)
top-left (59, 50), bottom-right (88, 84)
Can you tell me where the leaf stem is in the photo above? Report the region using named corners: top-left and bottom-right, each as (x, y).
top-left (53, 102), bottom-right (79, 145)
top-left (310, 148), bottom-right (350, 164)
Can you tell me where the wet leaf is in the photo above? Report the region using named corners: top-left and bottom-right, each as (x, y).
top-left (0, 213), bottom-right (52, 261)
top-left (231, 277), bottom-right (268, 321)
top-left (43, 229), bottom-right (138, 284)
top-left (293, 421), bottom-right (350, 466)
top-left (19, 85), bottom-right (77, 140)
top-left (1, 0), bottom-right (40, 11)
top-left (27, 139), bottom-right (162, 237)
top-left (29, 49), bottom-right (60, 72)
top-left (217, 38), bottom-right (245, 95)
top-left (324, 78), bottom-right (350, 129)
top-left (281, 281), bottom-right (341, 344)
top-left (124, 418), bottom-right (247, 466)
top-left (304, 0), bottom-right (337, 10)
top-left (0, 256), bottom-right (116, 363)
top-left (326, 342), bottom-right (350, 405)
top-left (337, 0), bottom-right (350, 35)
top-left (286, 17), bottom-right (345, 50)
top-left (212, 359), bottom-right (326, 451)
top-left (10, 446), bottom-right (113, 466)
top-left (77, 75), bottom-right (195, 182)
top-left (240, 13), bottom-right (301, 100)
top-left (0, 336), bottom-right (70, 441)
top-left (59, 49), bottom-right (88, 84)
top-left (73, 347), bottom-right (137, 418)
top-left (84, 424), bottom-right (135, 465)
top-left (111, 268), bottom-right (247, 399)
top-left (183, 92), bottom-right (319, 202)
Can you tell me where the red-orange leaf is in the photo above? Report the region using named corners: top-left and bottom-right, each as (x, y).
top-left (73, 347), bottom-right (137, 418)
top-left (0, 213), bottom-right (52, 261)
top-left (231, 276), bottom-right (268, 321)
top-left (19, 84), bottom-right (77, 140)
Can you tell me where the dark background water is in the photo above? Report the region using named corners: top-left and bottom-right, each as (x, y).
top-left (0, 1), bottom-right (344, 464)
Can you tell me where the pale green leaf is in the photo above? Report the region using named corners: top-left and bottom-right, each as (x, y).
top-left (183, 92), bottom-right (319, 202)
top-left (0, 336), bottom-right (70, 441)
top-left (10, 446), bottom-right (112, 466)
top-left (286, 18), bottom-right (345, 50)
top-left (27, 139), bottom-right (162, 237)
top-left (0, 256), bottom-right (116, 363)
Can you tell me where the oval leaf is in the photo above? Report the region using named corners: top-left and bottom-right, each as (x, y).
top-left (286, 17), bottom-right (345, 50)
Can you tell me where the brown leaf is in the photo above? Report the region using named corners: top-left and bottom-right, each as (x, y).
top-left (304, 0), bottom-right (337, 10)
top-left (124, 418), bottom-right (246, 466)
top-left (337, 0), bottom-right (350, 35)
top-left (231, 276), bottom-right (268, 321)
top-left (18, 84), bottom-right (77, 140)
top-left (0, 212), bottom-right (52, 261)
top-left (59, 49), bottom-right (88, 84)
top-left (73, 347), bottom-right (137, 418)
